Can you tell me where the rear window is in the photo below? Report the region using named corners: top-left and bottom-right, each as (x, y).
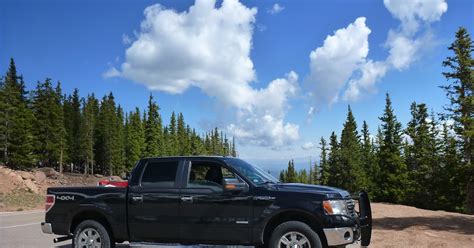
top-left (141, 161), bottom-right (179, 187)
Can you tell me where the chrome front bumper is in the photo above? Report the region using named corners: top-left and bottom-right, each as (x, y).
top-left (41, 222), bottom-right (52, 234)
top-left (323, 227), bottom-right (354, 246)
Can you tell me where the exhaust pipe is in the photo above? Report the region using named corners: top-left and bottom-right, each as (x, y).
top-left (53, 236), bottom-right (72, 243)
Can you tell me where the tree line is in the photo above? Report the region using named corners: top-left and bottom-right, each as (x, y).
top-left (0, 61), bottom-right (237, 176)
top-left (280, 27), bottom-right (473, 214)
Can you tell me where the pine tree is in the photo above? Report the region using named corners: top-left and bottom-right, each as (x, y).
top-left (404, 102), bottom-right (435, 208)
top-left (177, 113), bottom-right (189, 155)
top-left (319, 137), bottom-right (330, 185)
top-left (434, 122), bottom-right (464, 211)
top-left (285, 159), bottom-right (297, 183)
top-left (62, 95), bottom-right (73, 166)
top-left (377, 93), bottom-right (408, 203)
top-left (32, 79), bottom-right (66, 171)
top-left (168, 112), bottom-right (178, 155)
top-left (95, 93), bottom-right (120, 175)
top-left (79, 94), bottom-right (98, 174)
top-left (0, 59), bottom-right (35, 169)
top-left (440, 27), bottom-right (474, 213)
top-left (231, 137), bottom-right (237, 157)
top-left (54, 82), bottom-right (67, 173)
top-left (125, 108), bottom-right (145, 169)
top-left (66, 88), bottom-right (82, 169)
top-left (112, 105), bottom-right (125, 175)
top-left (279, 170), bottom-right (286, 182)
top-left (339, 106), bottom-right (365, 192)
top-left (190, 128), bottom-right (204, 155)
top-left (298, 169), bottom-right (308, 184)
top-left (327, 132), bottom-right (343, 187)
top-left (361, 121), bottom-right (378, 196)
top-left (144, 94), bottom-right (162, 157)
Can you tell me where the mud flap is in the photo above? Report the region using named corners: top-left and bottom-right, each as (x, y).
top-left (358, 191), bottom-right (372, 246)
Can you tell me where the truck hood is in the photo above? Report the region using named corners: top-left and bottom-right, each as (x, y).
top-left (273, 183), bottom-right (351, 198)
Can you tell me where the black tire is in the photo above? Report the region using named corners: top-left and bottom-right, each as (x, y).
top-left (72, 220), bottom-right (115, 248)
top-left (269, 221), bottom-right (322, 248)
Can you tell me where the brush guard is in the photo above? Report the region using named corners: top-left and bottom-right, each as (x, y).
top-left (355, 190), bottom-right (372, 247)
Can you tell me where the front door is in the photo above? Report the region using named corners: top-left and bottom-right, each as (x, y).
top-left (127, 159), bottom-right (183, 242)
top-left (179, 159), bottom-right (253, 244)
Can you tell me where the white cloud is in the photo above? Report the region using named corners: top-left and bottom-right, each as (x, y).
top-left (103, 67), bottom-right (121, 78)
top-left (301, 142), bottom-right (315, 150)
top-left (384, 0), bottom-right (448, 35)
top-left (227, 71), bottom-right (299, 146)
top-left (307, 0), bottom-right (448, 107)
top-left (122, 34), bottom-right (132, 45)
top-left (107, 0), bottom-right (299, 147)
top-left (307, 17), bottom-right (371, 105)
top-left (384, 0), bottom-right (447, 70)
top-left (307, 107), bottom-right (314, 115)
top-left (343, 60), bottom-right (388, 101)
top-left (268, 3), bottom-right (284, 15)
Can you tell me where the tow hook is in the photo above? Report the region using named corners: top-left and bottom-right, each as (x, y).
top-left (53, 235), bottom-right (72, 243)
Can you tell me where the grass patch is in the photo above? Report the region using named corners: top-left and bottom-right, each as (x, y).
top-left (0, 189), bottom-right (44, 210)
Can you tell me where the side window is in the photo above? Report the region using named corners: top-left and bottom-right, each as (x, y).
top-left (141, 161), bottom-right (179, 188)
top-left (187, 162), bottom-right (238, 191)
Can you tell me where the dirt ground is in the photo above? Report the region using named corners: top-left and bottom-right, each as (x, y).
top-left (368, 203), bottom-right (474, 247)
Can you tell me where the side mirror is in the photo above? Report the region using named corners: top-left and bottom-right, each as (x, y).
top-left (223, 178), bottom-right (247, 193)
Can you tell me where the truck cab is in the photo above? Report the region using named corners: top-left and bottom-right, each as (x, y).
top-left (42, 156), bottom-right (372, 248)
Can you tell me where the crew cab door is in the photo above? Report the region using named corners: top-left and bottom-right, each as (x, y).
top-left (127, 159), bottom-right (184, 242)
top-left (179, 159), bottom-right (253, 243)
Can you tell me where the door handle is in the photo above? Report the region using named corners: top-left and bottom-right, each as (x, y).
top-left (131, 195), bottom-right (143, 203)
top-left (181, 196), bottom-right (193, 203)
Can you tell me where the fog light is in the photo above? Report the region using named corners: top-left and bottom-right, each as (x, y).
top-left (344, 231), bottom-right (351, 240)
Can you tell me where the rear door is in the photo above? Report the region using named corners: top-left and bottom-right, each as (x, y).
top-left (127, 158), bottom-right (184, 242)
top-left (179, 159), bottom-right (253, 243)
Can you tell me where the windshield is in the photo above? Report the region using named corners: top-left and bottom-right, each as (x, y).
top-left (224, 158), bottom-right (279, 185)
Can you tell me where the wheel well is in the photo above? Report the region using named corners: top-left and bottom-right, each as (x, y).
top-left (69, 210), bottom-right (114, 238)
top-left (262, 210), bottom-right (328, 247)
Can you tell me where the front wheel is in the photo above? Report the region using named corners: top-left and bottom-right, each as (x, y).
top-left (269, 221), bottom-right (322, 248)
top-left (72, 220), bottom-right (114, 248)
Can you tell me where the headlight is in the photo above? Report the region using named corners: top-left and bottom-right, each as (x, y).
top-left (323, 200), bottom-right (349, 215)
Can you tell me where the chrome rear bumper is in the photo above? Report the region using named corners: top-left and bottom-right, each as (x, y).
top-left (41, 222), bottom-right (52, 234)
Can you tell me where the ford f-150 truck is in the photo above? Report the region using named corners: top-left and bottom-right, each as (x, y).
top-left (42, 156), bottom-right (372, 248)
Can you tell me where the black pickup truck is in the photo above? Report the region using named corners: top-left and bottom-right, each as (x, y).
top-left (42, 156), bottom-right (372, 248)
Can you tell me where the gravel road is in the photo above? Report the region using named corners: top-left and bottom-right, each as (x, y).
top-left (0, 210), bottom-right (252, 248)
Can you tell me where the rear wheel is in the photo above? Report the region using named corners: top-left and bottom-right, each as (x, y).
top-left (72, 219), bottom-right (114, 248)
top-left (269, 221), bottom-right (322, 248)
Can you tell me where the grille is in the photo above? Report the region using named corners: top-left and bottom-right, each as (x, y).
top-left (346, 199), bottom-right (357, 217)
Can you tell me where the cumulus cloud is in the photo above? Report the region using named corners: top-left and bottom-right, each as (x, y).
top-left (268, 3), bottom-right (284, 15)
top-left (107, 0), bottom-right (298, 147)
top-left (228, 71), bottom-right (299, 146)
top-left (301, 142), bottom-right (315, 150)
top-left (307, 0), bottom-right (448, 106)
top-left (308, 17), bottom-right (371, 105)
top-left (343, 60), bottom-right (388, 101)
top-left (384, 0), bottom-right (448, 35)
top-left (384, 0), bottom-right (447, 70)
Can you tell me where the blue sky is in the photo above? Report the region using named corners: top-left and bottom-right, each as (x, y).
top-left (1, 0), bottom-right (473, 172)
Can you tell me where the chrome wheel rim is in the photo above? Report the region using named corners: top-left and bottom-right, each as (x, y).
top-left (78, 228), bottom-right (102, 248)
top-left (278, 231), bottom-right (311, 248)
